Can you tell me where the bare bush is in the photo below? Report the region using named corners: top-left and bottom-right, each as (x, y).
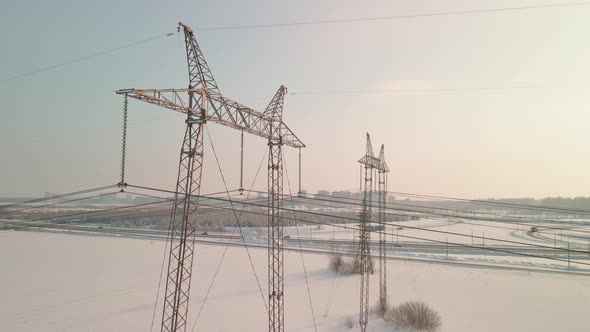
top-left (328, 254), bottom-right (375, 274)
top-left (371, 299), bottom-right (389, 318)
top-left (384, 301), bottom-right (441, 332)
top-left (339, 259), bottom-right (358, 274)
top-left (329, 252), bottom-right (344, 272)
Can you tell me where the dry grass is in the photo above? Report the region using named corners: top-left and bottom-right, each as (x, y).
top-left (384, 301), bottom-right (442, 332)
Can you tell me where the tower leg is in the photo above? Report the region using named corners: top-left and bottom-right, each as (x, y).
top-left (359, 164), bottom-right (373, 332)
top-left (268, 137), bottom-right (284, 332)
top-left (378, 170), bottom-right (387, 310)
top-left (161, 116), bottom-right (205, 332)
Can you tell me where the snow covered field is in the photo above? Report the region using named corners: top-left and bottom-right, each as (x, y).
top-left (2, 230), bottom-right (590, 332)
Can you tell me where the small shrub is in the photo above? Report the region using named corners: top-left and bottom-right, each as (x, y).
top-left (371, 299), bottom-right (389, 318)
top-left (531, 226), bottom-right (539, 233)
top-left (328, 254), bottom-right (374, 274)
top-left (340, 259), bottom-right (358, 274)
top-left (329, 252), bottom-right (344, 272)
top-left (384, 301), bottom-right (441, 332)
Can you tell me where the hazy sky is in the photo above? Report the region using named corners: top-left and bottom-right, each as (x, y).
top-left (2, 0), bottom-right (590, 198)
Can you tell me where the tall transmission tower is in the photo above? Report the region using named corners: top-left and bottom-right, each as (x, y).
top-left (356, 134), bottom-right (388, 332)
top-left (356, 133), bottom-right (377, 332)
top-left (377, 144), bottom-right (390, 311)
top-left (266, 85), bottom-right (287, 332)
top-left (116, 22), bottom-right (304, 332)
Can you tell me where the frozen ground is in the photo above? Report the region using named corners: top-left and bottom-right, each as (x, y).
top-left (2, 230), bottom-right (590, 332)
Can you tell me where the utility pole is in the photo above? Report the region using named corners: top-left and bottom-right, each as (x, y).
top-left (117, 22), bottom-right (304, 332)
top-left (377, 144), bottom-right (390, 311)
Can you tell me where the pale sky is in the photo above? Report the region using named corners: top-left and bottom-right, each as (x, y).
top-left (2, 0), bottom-right (590, 198)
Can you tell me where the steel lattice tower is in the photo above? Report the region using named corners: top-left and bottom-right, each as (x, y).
top-left (266, 86), bottom-right (287, 332)
top-left (357, 133), bottom-right (377, 332)
top-left (116, 22), bottom-right (304, 332)
top-left (377, 144), bottom-right (390, 310)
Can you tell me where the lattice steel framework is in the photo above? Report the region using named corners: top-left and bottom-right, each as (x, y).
top-left (161, 111), bottom-right (205, 331)
top-left (116, 22), bottom-right (303, 332)
top-left (377, 144), bottom-right (390, 310)
top-left (266, 86), bottom-right (287, 332)
top-left (357, 133), bottom-right (375, 332)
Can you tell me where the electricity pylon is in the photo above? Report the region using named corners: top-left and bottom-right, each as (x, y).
top-left (266, 85), bottom-right (287, 332)
top-left (116, 22), bottom-right (304, 332)
top-left (356, 133), bottom-right (378, 332)
top-left (377, 144), bottom-right (390, 311)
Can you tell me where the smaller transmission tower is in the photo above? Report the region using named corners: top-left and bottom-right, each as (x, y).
top-left (377, 144), bottom-right (390, 311)
top-left (356, 133), bottom-right (379, 332)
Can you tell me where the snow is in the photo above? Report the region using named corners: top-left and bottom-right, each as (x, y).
top-left (2, 230), bottom-right (590, 332)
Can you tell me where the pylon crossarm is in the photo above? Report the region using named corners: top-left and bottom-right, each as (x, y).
top-left (116, 88), bottom-right (304, 148)
top-left (358, 155), bottom-right (387, 171)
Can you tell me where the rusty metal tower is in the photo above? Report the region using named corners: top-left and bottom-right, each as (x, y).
top-left (377, 144), bottom-right (390, 310)
top-left (116, 22), bottom-right (304, 332)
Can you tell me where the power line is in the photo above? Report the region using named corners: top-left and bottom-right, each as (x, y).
top-left (333, 188), bottom-right (590, 215)
top-left (4, 3), bottom-right (588, 81)
top-left (190, 127), bottom-right (269, 327)
top-left (11, 186), bottom-right (589, 267)
top-left (15, 183), bottom-right (584, 262)
top-left (1, 193), bottom-right (257, 232)
top-left (389, 191), bottom-right (590, 215)
top-left (149, 191), bottom-right (174, 332)
top-left (4, 190), bottom-right (239, 227)
top-left (286, 192), bottom-right (587, 252)
top-left (288, 85), bottom-right (572, 96)
top-left (1, 191), bottom-right (119, 215)
top-left (1, 32), bottom-right (176, 82)
top-left (197, 2), bottom-right (590, 31)
top-left (255, 190), bottom-right (590, 238)
top-left (10, 184), bottom-right (588, 253)
top-left (0, 185), bottom-right (117, 209)
top-left (283, 151), bottom-right (318, 332)
top-left (104, 187), bottom-right (590, 267)
top-left (190, 146), bottom-right (268, 332)
top-left (127, 185), bottom-right (590, 256)
top-left (307, 192), bottom-right (590, 236)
